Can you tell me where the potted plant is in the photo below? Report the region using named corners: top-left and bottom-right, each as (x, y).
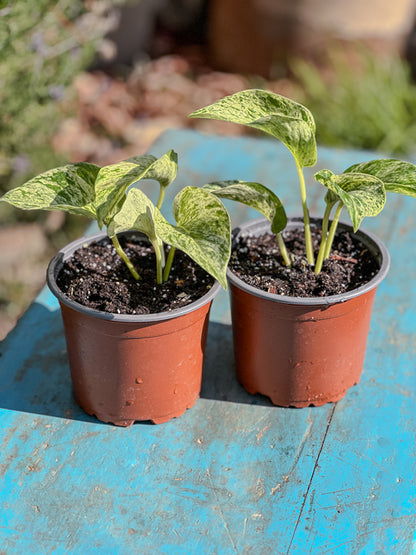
top-left (0, 150), bottom-right (231, 425)
top-left (189, 89), bottom-right (416, 407)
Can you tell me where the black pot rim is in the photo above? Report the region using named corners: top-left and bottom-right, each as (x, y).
top-left (227, 216), bottom-right (390, 306)
top-left (47, 230), bottom-right (222, 322)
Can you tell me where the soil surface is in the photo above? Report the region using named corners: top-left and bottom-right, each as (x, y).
top-left (229, 226), bottom-right (380, 297)
top-left (56, 235), bottom-right (215, 314)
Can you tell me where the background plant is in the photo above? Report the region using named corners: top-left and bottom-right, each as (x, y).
top-left (291, 47), bottom-right (416, 156)
top-left (0, 1), bottom-right (130, 335)
top-left (0, 0), bottom-right (119, 202)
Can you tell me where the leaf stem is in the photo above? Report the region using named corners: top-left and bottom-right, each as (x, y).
top-left (314, 203), bottom-right (333, 275)
top-left (163, 246), bottom-right (176, 282)
top-left (111, 234), bottom-right (141, 280)
top-left (156, 186), bottom-right (166, 210)
top-left (277, 232), bottom-right (291, 267)
top-left (151, 239), bottom-right (164, 285)
top-left (324, 202), bottom-right (344, 260)
top-left (295, 161), bottom-right (314, 265)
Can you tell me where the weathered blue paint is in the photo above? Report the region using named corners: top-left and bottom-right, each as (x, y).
top-left (0, 129), bottom-right (415, 554)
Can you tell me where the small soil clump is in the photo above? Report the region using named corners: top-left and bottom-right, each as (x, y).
top-left (57, 235), bottom-right (214, 314)
top-left (229, 226), bottom-right (380, 297)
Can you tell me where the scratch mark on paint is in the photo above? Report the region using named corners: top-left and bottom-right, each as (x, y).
top-left (332, 454), bottom-right (362, 472)
top-left (289, 416), bottom-right (313, 471)
top-left (206, 469), bottom-right (239, 554)
top-left (242, 414), bottom-right (269, 436)
top-left (271, 484), bottom-right (281, 495)
top-left (286, 405), bottom-right (337, 554)
top-left (242, 517), bottom-right (248, 543)
top-left (255, 477), bottom-right (266, 499)
top-left (320, 487), bottom-right (354, 496)
top-left (270, 416), bottom-right (314, 497)
top-left (351, 450), bottom-right (395, 474)
top-left (256, 425), bottom-right (271, 444)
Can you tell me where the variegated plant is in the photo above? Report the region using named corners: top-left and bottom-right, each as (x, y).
top-left (189, 89), bottom-right (416, 274)
top-left (0, 151), bottom-right (231, 288)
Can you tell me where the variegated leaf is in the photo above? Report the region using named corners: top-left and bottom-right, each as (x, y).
top-left (203, 180), bottom-right (287, 234)
top-left (189, 89), bottom-right (317, 167)
top-left (314, 169), bottom-right (386, 231)
top-left (344, 159), bottom-right (416, 198)
top-left (95, 150), bottom-right (178, 227)
top-left (107, 188), bottom-right (165, 265)
top-left (108, 186), bottom-right (231, 287)
top-left (156, 187), bottom-right (231, 289)
top-left (0, 163), bottom-right (99, 218)
top-left (108, 188), bottom-right (158, 240)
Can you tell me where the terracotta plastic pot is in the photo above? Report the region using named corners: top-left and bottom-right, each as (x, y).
top-left (228, 217), bottom-right (390, 407)
top-left (47, 231), bottom-right (221, 426)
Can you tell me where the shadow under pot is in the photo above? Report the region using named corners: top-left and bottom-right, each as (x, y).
top-left (47, 231), bottom-right (221, 426)
top-left (227, 217), bottom-right (390, 407)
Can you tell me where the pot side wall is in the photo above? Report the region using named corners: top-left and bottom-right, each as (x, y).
top-left (230, 284), bottom-right (377, 407)
top-left (227, 216), bottom-right (389, 408)
top-left (59, 300), bottom-right (211, 426)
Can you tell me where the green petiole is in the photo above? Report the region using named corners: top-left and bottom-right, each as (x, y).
top-left (156, 185), bottom-right (166, 211)
top-left (295, 161), bottom-right (314, 266)
top-left (111, 234), bottom-right (141, 281)
top-left (163, 246), bottom-right (176, 282)
top-left (277, 232), bottom-right (291, 267)
top-left (314, 203), bottom-right (334, 275)
top-left (324, 202), bottom-right (344, 260)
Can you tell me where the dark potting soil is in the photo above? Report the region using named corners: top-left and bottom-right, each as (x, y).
top-left (229, 226), bottom-right (380, 297)
top-left (56, 235), bottom-right (215, 314)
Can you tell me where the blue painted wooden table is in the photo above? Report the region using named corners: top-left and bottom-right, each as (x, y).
top-left (1, 129), bottom-right (415, 554)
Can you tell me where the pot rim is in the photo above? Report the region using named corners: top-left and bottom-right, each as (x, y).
top-left (227, 216), bottom-right (390, 306)
top-left (47, 230), bottom-right (222, 322)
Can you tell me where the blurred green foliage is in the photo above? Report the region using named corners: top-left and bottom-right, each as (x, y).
top-left (291, 48), bottom-right (416, 156)
top-left (0, 0), bottom-right (118, 202)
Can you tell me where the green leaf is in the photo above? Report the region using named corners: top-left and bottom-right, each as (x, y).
top-left (95, 150), bottom-right (178, 227)
top-left (107, 188), bottom-right (165, 273)
top-left (203, 180), bottom-right (287, 234)
top-left (108, 186), bottom-right (231, 288)
top-left (189, 89), bottom-right (317, 167)
top-left (157, 187), bottom-right (231, 289)
top-left (344, 159), bottom-right (416, 197)
top-left (314, 169), bottom-right (386, 231)
top-left (0, 163), bottom-right (99, 218)
top-left (108, 188), bottom-right (159, 241)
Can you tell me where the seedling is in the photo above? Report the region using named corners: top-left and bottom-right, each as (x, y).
top-left (0, 151), bottom-right (231, 288)
top-left (189, 90), bottom-right (416, 275)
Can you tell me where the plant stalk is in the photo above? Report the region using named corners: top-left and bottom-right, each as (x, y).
top-left (324, 202), bottom-right (344, 260)
top-left (295, 161), bottom-right (314, 265)
top-left (111, 234), bottom-right (141, 280)
top-left (151, 238), bottom-right (164, 285)
top-left (277, 232), bottom-right (291, 267)
top-left (314, 203), bottom-right (333, 275)
top-left (163, 246), bottom-right (176, 282)
top-left (156, 186), bottom-right (166, 210)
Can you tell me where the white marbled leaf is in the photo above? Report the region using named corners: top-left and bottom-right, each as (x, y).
top-left (344, 159), bottom-right (416, 198)
top-left (315, 169), bottom-right (386, 231)
top-left (203, 180), bottom-right (287, 234)
top-left (95, 150), bottom-right (178, 227)
top-left (0, 163), bottom-right (99, 218)
top-left (189, 89), bottom-right (316, 168)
